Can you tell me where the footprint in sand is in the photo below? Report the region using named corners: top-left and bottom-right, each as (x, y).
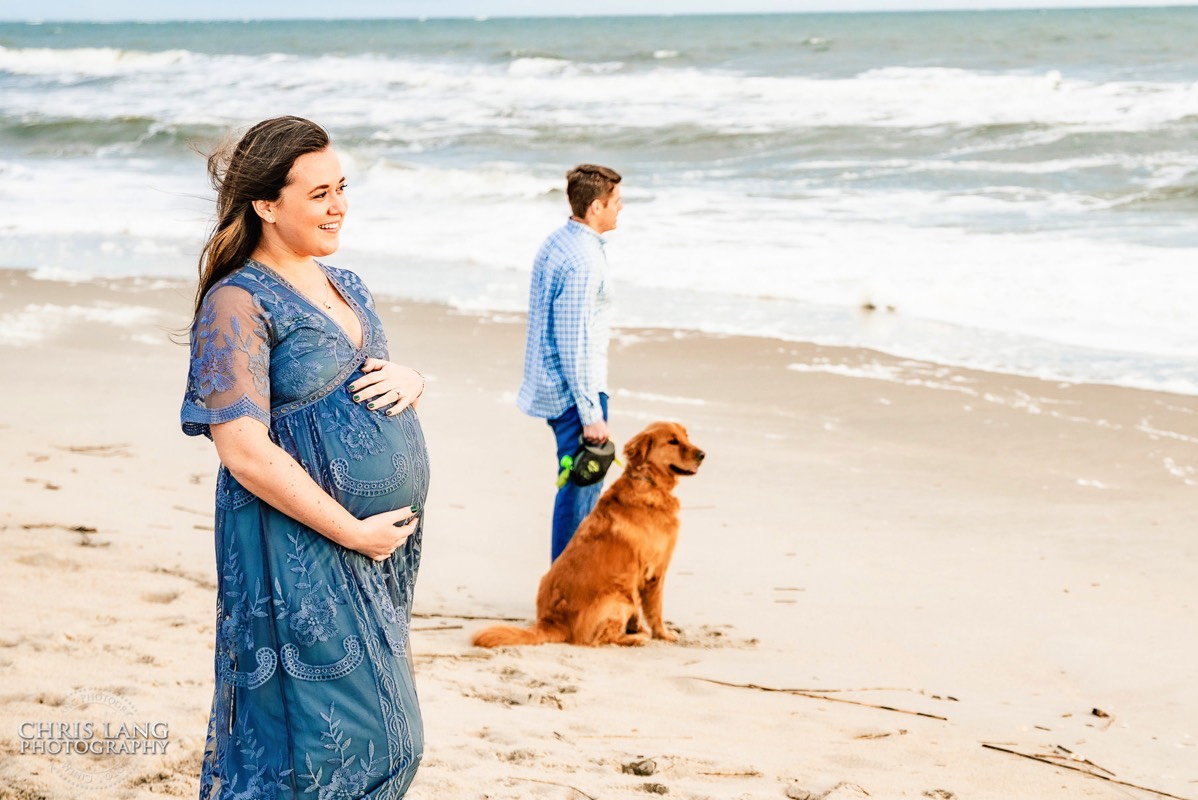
top-left (126, 750), bottom-right (203, 796)
top-left (148, 565), bottom-right (216, 591)
top-left (460, 661), bottom-right (581, 710)
top-left (141, 590), bottom-right (181, 605)
top-left (15, 552), bottom-right (81, 571)
top-left (675, 624), bottom-right (758, 649)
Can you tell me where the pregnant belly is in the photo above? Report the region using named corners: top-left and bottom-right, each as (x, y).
top-left (324, 404), bottom-right (429, 518)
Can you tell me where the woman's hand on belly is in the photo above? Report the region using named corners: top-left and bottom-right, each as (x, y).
top-left (348, 505), bottom-right (422, 562)
top-left (348, 358), bottom-right (425, 416)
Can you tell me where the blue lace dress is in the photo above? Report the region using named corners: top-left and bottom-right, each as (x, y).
top-left (181, 259), bottom-right (428, 800)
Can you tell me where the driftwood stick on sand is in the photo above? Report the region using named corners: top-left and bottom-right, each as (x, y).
top-left (572, 734), bottom-right (695, 740)
top-left (20, 523), bottom-right (97, 533)
top-left (413, 612), bottom-right (526, 622)
top-left (509, 777), bottom-right (598, 800)
top-left (411, 653), bottom-right (494, 660)
top-left (1039, 746), bottom-right (1117, 778)
top-left (699, 769), bottom-right (763, 777)
top-left (410, 625), bottom-right (464, 632)
top-left (981, 744), bottom-right (1193, 800)
top-left (52, 443), bottom-right (132, 458)
top-left (796, 686), bottom-right (955, 699)
top-left (694, 678), bottom-right (949, 721)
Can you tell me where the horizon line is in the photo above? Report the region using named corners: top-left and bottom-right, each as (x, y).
top-left (3, 3), bottom-right (1196, 24)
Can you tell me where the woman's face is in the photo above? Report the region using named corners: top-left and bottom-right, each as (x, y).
top-left (263, 146), bottom-right (347, 259)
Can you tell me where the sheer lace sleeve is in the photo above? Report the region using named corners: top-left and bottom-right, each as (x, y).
top-left (181, 283), bottom-right (272, 438)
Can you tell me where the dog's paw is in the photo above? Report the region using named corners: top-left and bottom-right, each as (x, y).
top-left (616, 632), bottom-right (650, 646)
top-left (653, 629), bottom-right (679, 643)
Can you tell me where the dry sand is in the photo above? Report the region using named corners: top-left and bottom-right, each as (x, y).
top-left (0, 267), bottom-right (1195, 800)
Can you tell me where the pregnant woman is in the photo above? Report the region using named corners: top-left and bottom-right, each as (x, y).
top-left (181, 116), bottom-right (428, 799)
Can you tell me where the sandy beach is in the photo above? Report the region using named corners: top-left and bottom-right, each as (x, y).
top-left (0, 266), bottom-right (1195, 800)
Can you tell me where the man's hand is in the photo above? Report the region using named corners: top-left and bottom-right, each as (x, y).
top-left (582, 419), bottom-right (609, 445)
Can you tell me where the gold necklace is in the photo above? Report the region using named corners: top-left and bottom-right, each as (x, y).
top-left (254, 256), bottom-right (333, 310)
top-left (319, 276), bottom-right (333, 310)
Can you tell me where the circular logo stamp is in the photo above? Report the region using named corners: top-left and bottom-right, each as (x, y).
top-left (17, 688), bottom-right (170, 791)
top-left (54, 689), bottom-right (139, 790)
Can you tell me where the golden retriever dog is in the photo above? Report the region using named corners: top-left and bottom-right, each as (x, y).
top-left (473, 421), bottom-right (704, 648)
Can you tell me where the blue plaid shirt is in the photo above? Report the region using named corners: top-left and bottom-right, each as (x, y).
top-left (518, 219), bottom-right (612, 425)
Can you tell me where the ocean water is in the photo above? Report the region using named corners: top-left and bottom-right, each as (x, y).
top-left (1, 10), bottom-right (1196, 393)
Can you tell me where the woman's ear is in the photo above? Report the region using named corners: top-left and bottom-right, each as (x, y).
top-left (252, 199), bottom-right (274, 224)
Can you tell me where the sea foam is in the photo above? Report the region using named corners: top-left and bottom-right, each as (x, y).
top-left (1, 13), bottom-right (1196, 394)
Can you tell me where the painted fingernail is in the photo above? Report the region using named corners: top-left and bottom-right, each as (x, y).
top-left (367, 402), bottom-right (375, 409)
top-left (410, 503), bottom-right (421, 515)
top-left (347, 385), bottom-right (355, 392)
top-left (353, 394), bottom-right (360, 401)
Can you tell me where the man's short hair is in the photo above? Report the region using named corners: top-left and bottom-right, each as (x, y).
top-left (566, 164), bottom-right (622, 219)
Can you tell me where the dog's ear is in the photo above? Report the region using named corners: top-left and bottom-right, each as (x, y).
top-left (624, 430), bottom-right (653, 465)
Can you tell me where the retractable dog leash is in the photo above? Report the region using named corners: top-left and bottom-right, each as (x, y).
top-left (556, 437), bottom-right (621, 488)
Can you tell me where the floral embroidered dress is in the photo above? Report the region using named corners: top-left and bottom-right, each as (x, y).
top-left (181, 259), bottom-right (428, 800)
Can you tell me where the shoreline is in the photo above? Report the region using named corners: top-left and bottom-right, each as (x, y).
top-left (1, 266), bottom-right (1196, 798)
top-left (4, 266), bottom-right (1197, 403)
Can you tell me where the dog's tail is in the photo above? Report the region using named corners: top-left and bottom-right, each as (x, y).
top-left (471, 620), bottom-right (569, 648)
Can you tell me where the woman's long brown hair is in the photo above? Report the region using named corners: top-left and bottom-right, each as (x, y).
top-left (194, 116), bottom-right (330, 316)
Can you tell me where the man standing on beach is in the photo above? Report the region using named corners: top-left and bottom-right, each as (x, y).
top-left (518, 164), bottom-right (623, 561)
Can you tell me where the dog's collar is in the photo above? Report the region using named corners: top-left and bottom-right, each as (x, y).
top-left (629, 471), bottom-right (658, 488)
